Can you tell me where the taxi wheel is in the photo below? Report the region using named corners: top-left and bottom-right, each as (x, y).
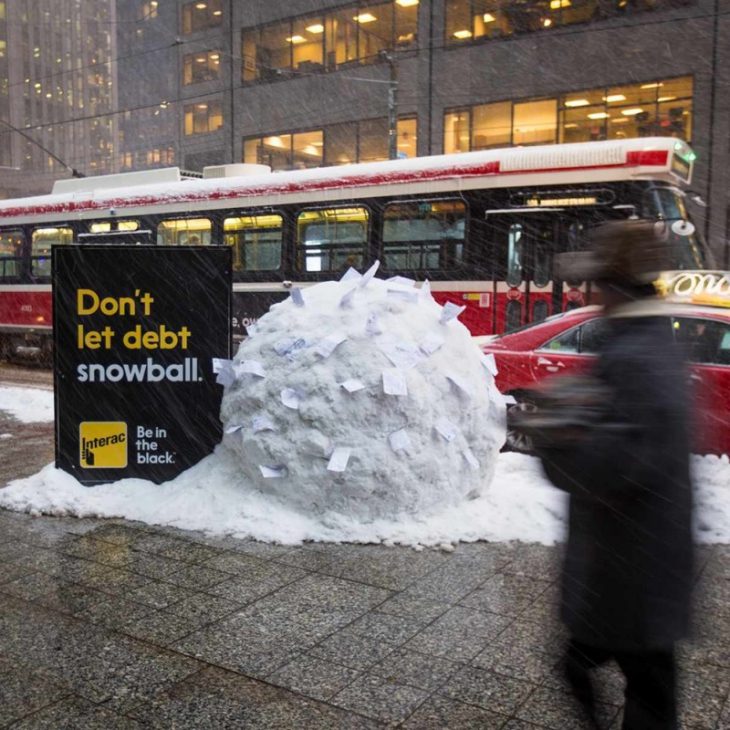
top-left (504, 397), bottom-right (538, 454)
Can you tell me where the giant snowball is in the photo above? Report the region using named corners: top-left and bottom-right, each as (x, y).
top-left (219, 267), bottom-right (505, 522)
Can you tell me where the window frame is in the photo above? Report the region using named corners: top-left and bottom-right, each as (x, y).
top-left (0, 227), bottom-right (25, 281)
top-left (223, 210), bottom-right (285, 273)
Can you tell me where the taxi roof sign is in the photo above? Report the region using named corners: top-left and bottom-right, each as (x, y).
top-left (655, 270), bottom-right (730, 309)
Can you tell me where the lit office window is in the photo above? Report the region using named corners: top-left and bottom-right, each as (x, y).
top-left (444, 76), bottom-right (693, 152)
top-left (244, 117), bottom-right (417, 170)
top-left (445, 0), bottom-right (694, 44)
top-left (241, 0), bottom-right (419, 83)
top-left (183, 50), bottom-right (222, 85)
top-left (184, 100), bottom-right (223, 135)
top-left (182, 0), bottom-right (222, 34)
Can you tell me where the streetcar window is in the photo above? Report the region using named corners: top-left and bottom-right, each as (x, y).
top-left (224, 214), bottom-right (282, 271)
top-left (0, 229), bottom-right (23, 279)
top-left (650, 188), bottom-right (708, 269)
top-left (382, 200), bottom-right (466, 270)
top-left (157, 218), bottom-right (212, 245)
top-left (507, 224), bottom-right (524, 286)
top-left (297, 207), bottom-right (368, 272)
top-left (89, 220), bottom-right (140, 233)
top-left (31, 227), bottom-right (72, 277)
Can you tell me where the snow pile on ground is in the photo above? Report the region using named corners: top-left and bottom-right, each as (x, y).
top-left (217, 268), bottom-right (505, 521)
top-left (0, 449), bottom-right (728, 546)
top-left (0, 386), bottom-right (54, 423)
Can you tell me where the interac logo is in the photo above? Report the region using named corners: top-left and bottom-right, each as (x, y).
top-left (79, 422), bottom-right (128, 468)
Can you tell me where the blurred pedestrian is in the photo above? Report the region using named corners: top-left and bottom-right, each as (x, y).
top-left (534, 220), bottom-right (694, 729)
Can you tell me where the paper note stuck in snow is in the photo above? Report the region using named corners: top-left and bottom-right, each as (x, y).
top-left (359, 260), bottom-right (380, 288)
top-left (290, 288), bottom-right (305, 307)
top-left (387, 275), bottom-right (416, 287)
top-left (435, 417), bottom-right (459, 442)
top-left (340, 267), bottom-right (362, 283)
top-left (481, 353), bottom-right (499, 376)
top-left (365, 312), bottom-right (383, 336)
top-left (388, 429), bottom-right (412, 452)
top-left (314, 333), bottom-right (347, 359)
top-left (340, 379), bottom-right (365, 393)
top-left (379, 341), bottom-right (423, 370)
top-left (259, 465), bottom-right (287, 479)
top-left (252, 415), bottom-right (276, 433)
top-left (225, 423), bottom-right (244, 434)
top-left (212, 358), bottom-right (235, 387)
top-left (281, 388), bottom-right (302, 409)
top-left (419, 332), bottom-right (445, 356)
top-left (388, 288), bottom-right (419, 304)
top-left (440, 301), bottom-right (466, 324)
top-left (420, 279), bottom-right (432, 300)
top-left (339, 286), bottom-right (357, 308)
top-left (327, 447), bottom-right (351, 472)
top-left (447, 373), bottom-right (471, 398)
top-left (463, 448), bottom-right (480, 470)
top-left (234, 360), bottom-right (266, 378)
top-left (383, 369), bottom-right (408, 396)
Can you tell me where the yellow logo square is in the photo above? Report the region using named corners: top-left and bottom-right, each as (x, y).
top-left (79, 422), bottom-right (128, 469)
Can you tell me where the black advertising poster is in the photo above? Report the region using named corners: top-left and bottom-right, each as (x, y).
top-left (53, 245), bottom-right (231, 485)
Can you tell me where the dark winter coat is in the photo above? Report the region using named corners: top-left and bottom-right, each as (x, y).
top-left (539, 308), bottom-right (694, 651)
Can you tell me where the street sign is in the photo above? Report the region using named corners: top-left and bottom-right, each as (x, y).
top-left (53, 245), bottom-right (231, 484)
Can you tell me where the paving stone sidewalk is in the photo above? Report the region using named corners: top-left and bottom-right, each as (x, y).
top-left (0, 406), bottom-right (729, 728)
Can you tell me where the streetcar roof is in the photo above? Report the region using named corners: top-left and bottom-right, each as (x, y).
top-left (0, 137), bottom-right (693, 225)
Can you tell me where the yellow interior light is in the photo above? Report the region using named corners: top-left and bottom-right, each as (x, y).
top-left (453, 29), bottom-right (472, 39)
top-left (305, 23), bottom-right (324, 33)
top-left (565, 99), bottom-right (589, 108)
top-left (604, 94), bottom-right (626, 102)
top-left (482, 12), bottom-right (496, 22)
top-left (396, 0), bottom-right (419, 6)
top-left (658, 96), bottom-right (677, 102)
top-left (621, 107), bottom-right (644, 116)
top-left (354, 12), bottom-right (377, 23)
top-left (587, 112), bottom-right (609, 119)
top-left (286, 35), bottom-right (306, 44)
top-left (542, 18), bottom-right (553, 27)
top-left (641, 82), bottom-right (662, 89)
top-left (195, 2), bottom-right (206, 8)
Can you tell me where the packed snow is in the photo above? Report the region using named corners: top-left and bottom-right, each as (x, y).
top-left (0, 270), bottom-right (729, 547)
top-left (0, 386), bottom-right (54, 423)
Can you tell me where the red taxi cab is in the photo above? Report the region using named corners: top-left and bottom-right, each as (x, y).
top-left (482, 275), bottom-right (730, 456)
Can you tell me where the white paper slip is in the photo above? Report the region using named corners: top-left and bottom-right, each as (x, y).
top-left (420, 279), bottom-right (433, 300)
top-left (273, 337), bottom-right (297, 356)
top-left (388, 429), bottom-right (412, 452)
top-left (225, 423), bottom-right (244, 434)
top-left (365, 312), bottom-right (383, 336)
top-left (212, 358), bottom-right (231, 374)
top-left (327, 446), bottom-right (351, 472)
top-left (234, 360), bottom-right (266, 378)
top-left (447, 373), bottom-right (472, 398)
top-left (212, 358), bottom-right (235, 386)
top-left (480, 352), bottom-right (499, 376)
top-left (463, 448), bottom-right (480, 471)
top-left (339, 286), bottom-right (357, 308)
top-left (290, 288), bottom-right (305, 307)
top-left (434, 417), bottom-right (459, 442)
top-left (314, 332), bottom-right (348, 359)
top-left (340, 379), bottom-right (365, 393)
top-left (379, 341), bottom-right (423, 370)
top-left (388, 288), bottom-right (419, 304)
top-left (387, 275), bottom-right (416, 287)
top-left (259, 465), bottom-right (287, 479)
top-left (419, 332), bottom-right (445, 356)
top-left (245, 323), bottom-right (258, 337)
top-left (359, 260), bottom-right (380, 288)
top-left (252, 414), bottom-right (276, 433)
top-left (340, 266), bottom-right (362, 283)
top-left (502, 394), bottom-right (517, 405)
top-left (383, 368), bottom-right (408, 396)
top-left (440, 301), bottom-right (466, 324)
top-left (281, 388), bottom-right (302, 409)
